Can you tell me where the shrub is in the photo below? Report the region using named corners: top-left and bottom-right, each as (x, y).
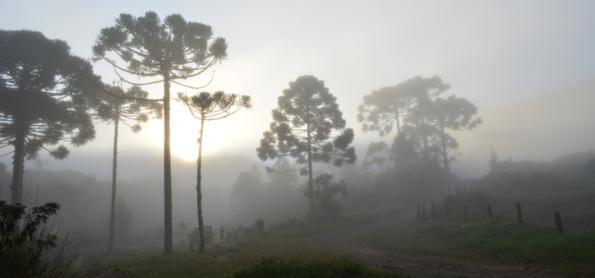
top-left (0, 201), bottom-right (77, 277)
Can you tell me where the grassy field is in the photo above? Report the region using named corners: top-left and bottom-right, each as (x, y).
top-left (355, 219), bottom-right (595, 275)
top-left (79, 216), bottom-right (595, 277)
top-left (79, 241), bottom-right (401, 277)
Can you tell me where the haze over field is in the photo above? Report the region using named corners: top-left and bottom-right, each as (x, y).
top-left (1, 1), bottom-right (595, 277)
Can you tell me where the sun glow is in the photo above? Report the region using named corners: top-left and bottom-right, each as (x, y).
top-left (146, 102), bottom-right (229, 162)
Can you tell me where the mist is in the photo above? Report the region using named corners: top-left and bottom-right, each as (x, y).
top-left (1, 1), bottom-right (595, 277)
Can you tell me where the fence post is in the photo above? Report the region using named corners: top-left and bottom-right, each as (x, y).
top-left (515, 202), bottom-right (523, 224)
top-left (487, 204), bottom-right (493, 219)
top-left (554, 211), bottom-right (563, 234)
top-left (416, 205), bottom-right (421, 220)
top-left (463, 205), bottom-right (468, 223)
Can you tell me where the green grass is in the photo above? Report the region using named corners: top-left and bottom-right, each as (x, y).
top-left (80, 243), bottom-right (400, 277)
top-left (356, 220), bottom-right (595, 274)
top-left (81, 252), bottom-right (231, 277)
top-left (80, 218), bottom-right (595, 277)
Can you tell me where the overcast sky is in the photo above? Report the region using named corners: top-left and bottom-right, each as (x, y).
top-left (2, 0), bottom-right (595, 178)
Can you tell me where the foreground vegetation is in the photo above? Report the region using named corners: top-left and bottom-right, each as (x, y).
top-left (81, 214), bottom-right (595, 277)
top-left (80, 243), bottom-right (400, 277)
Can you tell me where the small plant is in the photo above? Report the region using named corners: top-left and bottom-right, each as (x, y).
top-left (0, 201), bottom-right (77, 278)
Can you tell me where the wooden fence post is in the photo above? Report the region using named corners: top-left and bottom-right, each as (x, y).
top-left (515, 202), bottom-right (523, 224)
top-left (554, 211), bottom-right (563, 234)
top-left (487, 204), bottom-right (493, 219)
top-left (417, 205), bottom-right (421, 220)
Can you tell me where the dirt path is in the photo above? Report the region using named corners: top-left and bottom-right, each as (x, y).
top-left (339, 246), bottom-right (560, 278)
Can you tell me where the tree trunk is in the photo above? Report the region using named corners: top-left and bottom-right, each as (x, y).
top-left (11, 121), bottom-right (26, 205)
top-left (395, 109), bottom-right (401, 134)
top-left (439, 121), bottom-right (450, 173)
top-left (306, 122), bottom-right (314, 215)
top-left (108, 112), bottom-right (120, 253)
top-left (420, 118), bottom-right (429, 164)
top-left (163, 74), bottom-right (173, 254)
top-left (196, 117), bottom-right (206, 253)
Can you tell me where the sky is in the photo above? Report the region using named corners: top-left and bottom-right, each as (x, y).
top-left (2, 0), bottom-right (595, 179)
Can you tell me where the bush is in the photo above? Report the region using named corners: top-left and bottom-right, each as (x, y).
top-left (0, 201), bottom-right (77, 278)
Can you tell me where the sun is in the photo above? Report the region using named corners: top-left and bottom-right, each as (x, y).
top-left (146, 102), bottom-right (227, 162)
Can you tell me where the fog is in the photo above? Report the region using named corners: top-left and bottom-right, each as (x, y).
top-left (1, 1), bottom-right (595, 276)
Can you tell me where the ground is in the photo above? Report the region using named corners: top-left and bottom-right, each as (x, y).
top-left (80, 215), bottom-right (595, 277)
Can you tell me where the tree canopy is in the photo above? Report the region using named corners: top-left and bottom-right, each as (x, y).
top-left (98, 85), bottom-right (163, 129)
top-left (93, 11), bottom-right (228, 254)
top-left (358, 76), bottom-right (481, 172)
top-left (257, 75), bottom-right (356, 212)
top-left (93, 11), bottom-right (227, 87)
top-left (0, 30), bottom-right (103, 203)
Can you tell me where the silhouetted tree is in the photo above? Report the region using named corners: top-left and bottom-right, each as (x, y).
top-left (98, 85), bottom-right (162, 253)
top-left (357, 83), bottom-right (419, 136)
top-left (93, 11), bottom-right (227, 254)
top-left (175, 221), bottom-right (188, 248)
top-left (0, 30), bottom-right (103, 204)
top-left (230, 168), bottom-right (262, 215)
top-left (391, 131), bottom-right (421, 172)
top-left (0, 163), bottom-right (8, 200)
top-left (267, 158), bottom-right (298, 188)
top-left (423, 95), bottom-right (481, 172)
top-left (311, 173), bottom-right (347, 219)
top-left (359, 76), bottom-right (480, 172)
top-left (257, 75), bottom-right (356, 214)
top-left (179, 91), bottom-right (250, 253)
top-left (362, 142), bottom-right (390, 171)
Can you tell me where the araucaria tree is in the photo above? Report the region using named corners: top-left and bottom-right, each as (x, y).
top-left (358, 76), bottom-right (481, 172)
top-left (0, 30), bottom-right (102, 204)
top-left (179, 91), bottom-right (250, 253)
top-left (93, 11), bottom-right (227, 254)
top-left (98, 85), bottom-right (162, 253)
top-left (257, 75), bottom-right (356, 214)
